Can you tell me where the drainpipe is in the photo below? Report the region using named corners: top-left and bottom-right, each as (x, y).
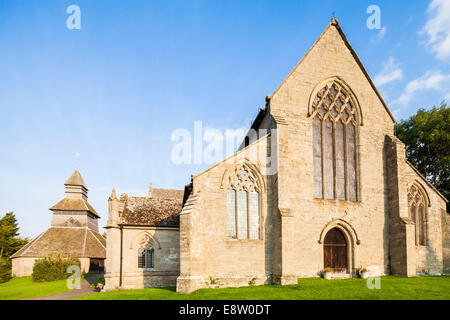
top-left (119, 224), bottom-right (123, 287)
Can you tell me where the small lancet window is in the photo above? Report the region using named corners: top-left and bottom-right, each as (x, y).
top-left (408, 185), bottom-right (427, 246)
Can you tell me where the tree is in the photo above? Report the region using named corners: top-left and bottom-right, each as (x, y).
top-left (395, 102), bottom-right (449, 211)
top-left (0, 212), bottom-right (28, 258)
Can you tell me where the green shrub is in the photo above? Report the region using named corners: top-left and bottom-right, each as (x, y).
top-left (91, 275), bottom-right (105, 287)
top-left (32, 254), bottom-right (81, 282)
top-left (0, 258), bottom-right (12, 283)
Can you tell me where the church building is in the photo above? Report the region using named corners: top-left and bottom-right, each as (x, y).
top-left (11, 170), bottom-right (106, 276)
top-left (104, 18), bottom-right (449, 293)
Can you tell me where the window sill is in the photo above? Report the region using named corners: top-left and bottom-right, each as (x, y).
top-left (313, 198), bottom-right (361, 204)
top-left (225, 238), bottom-right (264, 244)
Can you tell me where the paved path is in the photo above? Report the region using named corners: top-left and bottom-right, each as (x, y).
top-left (26, 273), bottom-right (103, 300)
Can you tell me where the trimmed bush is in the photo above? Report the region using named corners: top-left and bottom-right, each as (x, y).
top-left (0, 258), bottom-right (12, 283)
top-left (92, 275), bottom-right (105, 287)
top-left (32, 254), bottom-right (81, 282)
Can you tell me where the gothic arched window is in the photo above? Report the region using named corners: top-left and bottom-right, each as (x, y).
top-left (408, 184), bottom-right (427, 246)
top-left (136, 234), bottom-right (156, 269)
top-left (138, 248), bottom-right (154, 269)
top-left (311, 81), bottom-right (358, 201)
top-left (226, 164), bottom-right (261, 240)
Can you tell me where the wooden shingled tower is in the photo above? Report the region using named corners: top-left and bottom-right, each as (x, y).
top-left (11, 170), bottom-right (106, 276)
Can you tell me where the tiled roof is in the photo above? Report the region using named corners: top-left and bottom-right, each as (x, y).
top-left (121, 188), bottom-right (184, 226)
top-left (11, 227), bottom-right (106, 259)
top-left (64, 170), bottom-right (87, 188)
top-left (49, 198), bottom-right (99, 217)
top-left (150, 188), bottom-right (184, 200)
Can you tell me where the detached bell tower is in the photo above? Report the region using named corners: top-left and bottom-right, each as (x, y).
top-left (11, 169), bottom-right (106, 276)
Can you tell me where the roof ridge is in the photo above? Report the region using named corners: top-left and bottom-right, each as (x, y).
top-left (81, 199), bottom-right (89, 211)
top-left (192, 133), bottom-right (271, 179)
top-left (129, 196), bottom-right (182, 200)
top-left (88, 229), bottom-right (106, 249)
top-left (270, 18), bottom-right (395, 123)
top-left (406, 160), bottom-right (448, 203)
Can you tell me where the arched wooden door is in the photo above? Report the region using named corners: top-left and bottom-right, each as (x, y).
top-left (324, 228), bottom-right (347, 272)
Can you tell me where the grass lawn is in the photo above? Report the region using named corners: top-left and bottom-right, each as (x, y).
top-left (0, 276), bottom-right (71, 300)
top-left (76, 276), bottom-right (450, 300)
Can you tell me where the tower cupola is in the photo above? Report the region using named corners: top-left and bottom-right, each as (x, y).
top-left (64, 170), bottom-right (88, 201)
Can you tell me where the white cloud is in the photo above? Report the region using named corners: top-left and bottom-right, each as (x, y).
top-left (374, 57), bottom-right (403, 87)
top-left (393, 71), bottom-right (450, 105)
top-left (420, 0), bottom-right (450, 61)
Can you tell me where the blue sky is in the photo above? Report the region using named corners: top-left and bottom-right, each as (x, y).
top-left (1, 0), bottom-right (449, 238)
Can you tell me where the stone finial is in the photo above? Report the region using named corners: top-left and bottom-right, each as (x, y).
top-left (109, 187), bottom-right (117, 201)
top-left (148, 182), bottom-right (153, 198)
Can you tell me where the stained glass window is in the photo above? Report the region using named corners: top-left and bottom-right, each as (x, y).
top-left (249, 191), bottom-right (259, 240)
top-left (225, 164), bottom-right (261, 240)
top-left (226, 188), bottom-right (237, 238)
top-left (311, 81), bottom-right (358, 201)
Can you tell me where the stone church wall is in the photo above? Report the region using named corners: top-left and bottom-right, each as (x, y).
top-left (403, 163), bottom-right (445, 275)
top-left (442, 211), bottom-right (450, 274)
top-left (105, 226), bottom-right (179, 290)
top-left (176, 20), bottom-right (448, 293)
top-left (267, 23), bottom-right (395, 279)
top-left (177, 135), bottom-right (275, 293)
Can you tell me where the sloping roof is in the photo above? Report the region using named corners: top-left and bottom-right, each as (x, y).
top-left (150, 188), bottom-right (184, 200)
top-left (271, 17), bottom-right (395, 123)
top-left (64, 170), bottom-right (87, 188)
top-left (11, 227), bottom-right (106, 259)
top-left (406, 160), bottom-right (448, 203)
top-left (121, 188), bottom-right (184, 226)
top-left (49, 198), bottom-right (99, 217)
